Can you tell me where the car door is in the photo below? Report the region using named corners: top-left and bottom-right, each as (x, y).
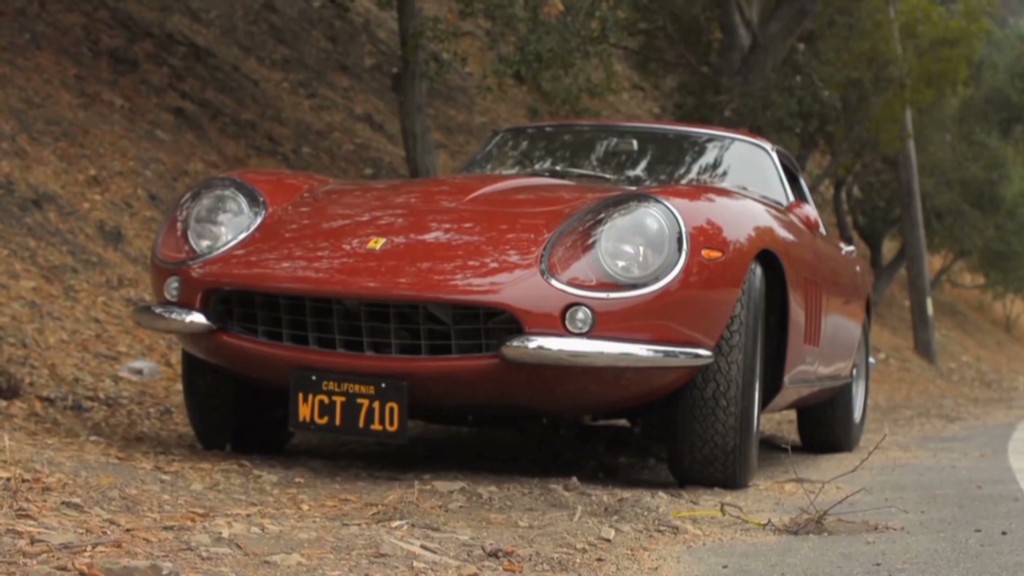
top-left (777, 151), bottom-right (863, 382)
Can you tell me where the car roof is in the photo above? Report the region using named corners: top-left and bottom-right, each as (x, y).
top-left (505, 120), bottom-right (776, 149)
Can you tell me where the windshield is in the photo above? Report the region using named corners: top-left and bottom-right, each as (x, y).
top-left (462, 125), bottom-right (790, 202)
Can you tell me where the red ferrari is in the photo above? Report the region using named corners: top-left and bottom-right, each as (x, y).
top-left (133, 121), bottom-right (873, 489)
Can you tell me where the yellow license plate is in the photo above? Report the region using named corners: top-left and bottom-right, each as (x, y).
top-left (288, 371), bottom-right (408, 442)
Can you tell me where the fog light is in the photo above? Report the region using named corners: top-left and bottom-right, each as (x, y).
top-left (564, 304), bottom-right (594, 335)
top-left (163, 276), bottom-right (181, 302)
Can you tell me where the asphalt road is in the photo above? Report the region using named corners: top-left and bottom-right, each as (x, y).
top-left (684, 420), bottom-right (1024, 576)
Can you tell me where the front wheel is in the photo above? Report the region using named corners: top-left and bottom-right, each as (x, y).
top-left (797, 320), bottom-right (870, 453)
top-left (181, 351), bottom-right (293, 455)
top-left (664, 261), bottom-right (766, 489)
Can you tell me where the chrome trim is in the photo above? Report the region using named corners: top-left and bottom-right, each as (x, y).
top-left (500, 335), bottom-right (713, 368)
top-left (540, 195), bottom-right (690, 300)
top-left (786, 374), bottom-right (853, 388)
top-left (132, 304), bottom-right (216, 334)
top-left (152, 177), bottom-right (268, 268)
top-left (852, 337), bottom-right (868, 424)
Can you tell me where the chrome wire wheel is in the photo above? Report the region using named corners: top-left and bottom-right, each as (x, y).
top-left (752, 297), bottom-right (765, 436)
top-left (796, 320), bottom-right (871, 454)
top-left (851, 335), bottom-right (868, 425)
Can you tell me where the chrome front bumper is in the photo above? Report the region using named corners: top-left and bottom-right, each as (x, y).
top-left (132, 304), bottom-right (216, 334)
top-left (131, 305), bottom-right (715, 369)
top-left (500, 335), bottom-right (714, 368)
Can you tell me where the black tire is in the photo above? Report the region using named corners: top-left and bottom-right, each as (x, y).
top-left (181, 350), bottom-right (293, 455)
top-left (797, 320), bottom-right (870, 453)
top-left (665, 261), bottom-right (766, 489)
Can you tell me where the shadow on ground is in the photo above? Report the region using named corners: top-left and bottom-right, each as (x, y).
top-left (98, 415), bottom-right (819, 493)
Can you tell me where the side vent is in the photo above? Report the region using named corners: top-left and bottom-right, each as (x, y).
top-left (803, 279), bottom-right (823, 348)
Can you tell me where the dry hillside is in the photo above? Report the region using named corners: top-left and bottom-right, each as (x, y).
top-left (2, 1), bottom-right (1024, 575)
top-left (1, 0), bottom-right (660, 422)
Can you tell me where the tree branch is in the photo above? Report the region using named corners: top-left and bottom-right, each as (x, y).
top-left (718, 0), bottom-right (755, 75)
top-left (930, 253), bottom-right (965, 291)
top-left (739, 0), bottom-right (821, 83)
top-left (833, 174), bottom-right (856, 245)
top-left (873, 244), bottom-right (907, 305)
top-left (736, 0), bottom-right (760, 41)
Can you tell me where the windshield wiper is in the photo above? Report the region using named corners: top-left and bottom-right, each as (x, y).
top-left (526, 166), bottom-right (615, 181)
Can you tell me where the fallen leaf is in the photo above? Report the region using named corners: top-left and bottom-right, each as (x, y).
top-left (501, 562), bottom-right (525, 573)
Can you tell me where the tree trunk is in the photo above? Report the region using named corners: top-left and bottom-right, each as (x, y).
top-left (832, 175), bottom-right (856, 245)
top-left (871, 244), bottom-right (906, 307)
top-left (930, 253), bottom-right (964, 291)
top-left (718, 0), bottom-right (753, 76)
top-left (889, 0), bottom-right (938, 365)
top-left (395, 0), bottom-right (438, 178)
top-left (737, 0), bottom-right (822, 85)
top-left (715, 0), bottom-right (820, 123)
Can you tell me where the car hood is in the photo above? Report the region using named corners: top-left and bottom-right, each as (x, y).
top-left (193, 174), bottom-right (622, 297)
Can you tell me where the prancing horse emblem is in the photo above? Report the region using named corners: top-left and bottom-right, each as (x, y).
top-left (366, 237), bottom-right (388, 251)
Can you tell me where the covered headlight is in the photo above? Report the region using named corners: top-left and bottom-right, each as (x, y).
top-left (187, 186), bottom-right (257, 256)
top-left (597, 204), bottom-right (675, 284)
top-left (153, 177), bottom-right (266, 265)
top-left (542, 194), bottom-right (687, 298)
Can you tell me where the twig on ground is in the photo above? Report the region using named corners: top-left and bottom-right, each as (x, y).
top-left (818, 487), bottom-right (865, 517)
top-left (718, 502), bottom-right (773, 529)
top-left (786, 442), bottom-right (819, 515)
top-left (781, 434), bottom-right (889, 535)
top-left (383, 536), bottom-right (461, 566)
top-left (823, 434), bottom-right (888, 485)
top-left (830, 505), bottom-right (909, 516)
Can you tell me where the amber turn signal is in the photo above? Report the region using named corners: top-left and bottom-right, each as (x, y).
top-left (700, 248), bottom-right (725, 261)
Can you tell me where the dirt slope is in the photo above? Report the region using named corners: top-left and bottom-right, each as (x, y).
top-left (2, 2), bottom-right (1024, 575)
top-left (0, 0), bottom-right (663, 433)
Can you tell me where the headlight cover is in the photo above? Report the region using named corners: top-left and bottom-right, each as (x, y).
top-left (154, 177), bottom-right (267, 265)
top-left (541, 194), bottom-right (687, 298)
top-left (186, 187), bottom-right (254, 256)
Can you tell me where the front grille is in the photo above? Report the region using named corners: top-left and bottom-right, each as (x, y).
top-left (208, 291), bottom-right (524, 357)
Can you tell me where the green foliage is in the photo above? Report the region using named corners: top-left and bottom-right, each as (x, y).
top-left (918, 109), bottom-right (1009, 257)
top-left (961, 26), bottom-right (1024, 141)
top-left (453, 0), bottom-right (625, 117)
top-left (848, 155), bottom-right (904, 259)
top-left (806, 0), bottom-right (994, 156)
top-left (965, 192), bottom-right (1024, 298)
top-left (970, 148), bottom-right (1024, 297)
top-left (898, 0), bottom-right (994, 104)
top-left (916, 23), bottom-right (1024, 294)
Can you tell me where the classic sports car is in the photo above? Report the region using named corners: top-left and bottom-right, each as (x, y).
top-left (132, 121), bottom-right (873, 489)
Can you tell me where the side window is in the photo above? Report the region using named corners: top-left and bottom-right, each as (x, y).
top-left (775, 149), bottom-right (821, 211)
top-left (779, 161), bottom-right (811, 205)
top-left (777, 152), bottom-right (829, 236)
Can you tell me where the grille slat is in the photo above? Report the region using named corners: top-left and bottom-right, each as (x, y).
top-left (209, 291), bottom-right (523, 357)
